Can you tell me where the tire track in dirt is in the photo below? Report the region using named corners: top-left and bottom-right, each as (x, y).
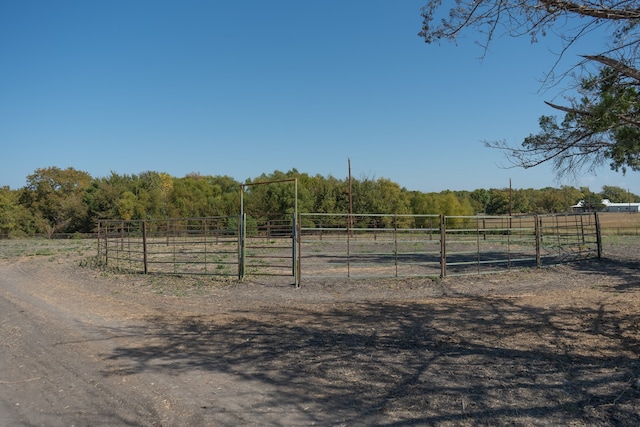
top-left (0, 260), bottom-right (164, 426)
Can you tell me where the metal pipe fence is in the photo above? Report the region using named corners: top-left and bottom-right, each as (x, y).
top-left (97, 212), bottom-right (601, 282)
top-left (298, 213), bottom-right (442, 278)
top-left (440, 215), bottom-right (540, 277)
top-left (298, 212), bottom-right (600, 278)
top-left (98, 217), bottom-right (239, 276)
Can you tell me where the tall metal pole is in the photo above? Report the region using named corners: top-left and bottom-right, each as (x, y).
top-left (239, 185), bottom-right (244, 281)
top-left (509, 178), bottom-right (513, 217)
top-left (293, 178), bottom-right (299, 287)
top-left (348, 158), bottom-right (353, 232)
top-left (509, 178), bottom-right (513, 232)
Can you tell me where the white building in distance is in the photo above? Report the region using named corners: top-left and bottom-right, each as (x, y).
top-left (572, 199), bottom-right (640, 213)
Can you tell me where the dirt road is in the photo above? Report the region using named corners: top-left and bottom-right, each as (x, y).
top-left (0, 239), bottom-right (639, 426)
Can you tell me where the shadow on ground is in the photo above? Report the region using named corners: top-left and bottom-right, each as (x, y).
top-left (569, 253), bottom-right (640, 293)
top-left (99, 280), bottom-right (640, 425)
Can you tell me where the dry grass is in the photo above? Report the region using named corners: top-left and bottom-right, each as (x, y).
top-left (598, 212), bottom-right (640, 234)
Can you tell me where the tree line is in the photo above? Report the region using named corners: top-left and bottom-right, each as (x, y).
top-left (0, 166), bottom-right (637, 237)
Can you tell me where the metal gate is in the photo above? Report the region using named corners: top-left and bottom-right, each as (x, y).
top-left (239, 179), bottom-right (300, 286)
top-left (239, 213), bottom-right (298, 285)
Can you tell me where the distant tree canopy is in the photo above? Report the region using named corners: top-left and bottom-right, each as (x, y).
top-left (19, 167), bottom-right (92, 237)
top-left (580, 187), bottom-right (607, 212)
top-left (1, 167), bottom-right (636, 237)
top-left (419, 0), bottom-right (640, 178)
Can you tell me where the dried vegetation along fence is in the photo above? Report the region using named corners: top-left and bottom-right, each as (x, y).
top-left (97, 212), bottom-right (607, 283)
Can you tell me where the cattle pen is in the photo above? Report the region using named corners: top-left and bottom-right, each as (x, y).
top-left (97, 212), bottom-right (602, 285)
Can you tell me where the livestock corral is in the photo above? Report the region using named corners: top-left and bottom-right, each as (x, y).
top-left (97, 212), bottom-right (609, 284)
top-left (0, 215), bottom-right (638, 425)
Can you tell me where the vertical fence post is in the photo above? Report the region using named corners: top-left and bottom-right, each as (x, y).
top-left (172, 220), bottom-right (177, 274)
top-left (595, 212), bottom-right (602, 258)
top-left (142, 220), bottom-right (148, 274)
top-left (293, 213), bottom-right (300, 287)
top-left (535, 214), bottom-right (541, 267)
top-left (507, 215), bottom-right (512, 270)
top-left (97, 221), bottom-right (102, 263)
top-left (292, 212), bottom-right (300, 287)
top-left (239, 213), bottom-right (246, 281)
top-left (394, 215), bottom-right (398, 277)
top-left (119, 221), bottom-right (124, 251)
top-left (347, 214), bottom-right (351, 278)
top-left (475, 216), bottom-right (481, 274)
top-left (116, 221), bottom-right (124, 270)
top-left (104, 222), bottom-right (109, 266)
top-left (483, 218), bottom-right (487, 241)
top-left (203, 218), bottom-right (208, 274)
top-left (555, 215), bottom-right (561, 255)
top-left (440, 214), bottom-right (446, 278)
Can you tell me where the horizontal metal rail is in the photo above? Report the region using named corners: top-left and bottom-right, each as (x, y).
top-left (98, 212), bottom-right (601, 282)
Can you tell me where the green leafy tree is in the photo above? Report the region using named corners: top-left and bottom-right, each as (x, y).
top-left (242, 169), bottom-right (308, 224)
top-left (0, 187), bottom-right (19, 237)
top-left (436, 192), bottom-right (459, 216)
top-left (206, 175), bottom-right (241, 215)
top-left (291, 172), bottom-right (320, 214)
top-left (559, 185), bottom-right (585, 211)
top-left (84, 172), bottom-right (133, 227)
top-left (307, 174), bottom-right (339, 214)
top-left (168, 173), bottom-right (240, 218)
top-left (600, 185), bottom-right (633, 203)
top-left (409, 191), bottom-right (439, 228)
top-left (531, 186), bottom-right (580, 213)
top-left (512, 189), bottom-right (535, 214)
top-left (420, 0), bottom-right (640, 178)
top-left (117, 191), bottom-right (140, 221)
top-left (469, 189), bottom-right (491, 214)
top-left (169, 173), bottom-right (223, 218)
top-left (485, 189), bottom-right (511, 215)
top-left (20, 167), bottom-right (92, 235)
top-left (580, 187), bottom-right (606, 212)
top-left (244, 171), bottom-right (295, 216)
top-left (440, 191), bottom-right (475, 226)
top-left (350, 177), bottom-right (412, 227)
top-left (135, 171), bottom-right (167, 219)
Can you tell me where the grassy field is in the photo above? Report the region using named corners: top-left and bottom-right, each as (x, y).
top-left (598, 212), bottom-right (640, 234)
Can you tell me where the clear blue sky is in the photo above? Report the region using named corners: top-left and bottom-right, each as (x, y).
top-left (1, 1), bottom-right (638, 195)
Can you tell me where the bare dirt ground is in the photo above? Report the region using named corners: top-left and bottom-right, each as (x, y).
top-left (0, 237), bottom-right (639, 426)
